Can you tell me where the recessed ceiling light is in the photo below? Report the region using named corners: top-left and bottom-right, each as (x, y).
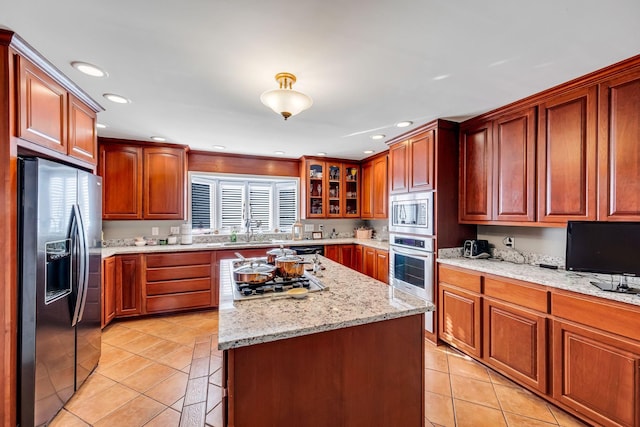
top-left (71, 61), bottom-right (108, 77)
top-left (274, 151), bottom-right (286, 155)
top-left (363, 150), bottom-right (375, 154)
top-left (96, 123), bottom-right (107, 129)
top-left (316, 152), bottom-right (327, 156)
top-left (396, 121), bottom-right (413, 128)
top-left (370, 134), bottom-right (385, 140)
top-left (150, 136), bottom-right (166, 142)
top-left (213, 145), bottom-right (226, 150)
top-left (433, 74), bottom-right (450, 81)
top-left (103, 93), bottom-right (130, 104)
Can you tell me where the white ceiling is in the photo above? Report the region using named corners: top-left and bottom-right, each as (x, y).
top-left (2, 0), bottom-right (639, 160)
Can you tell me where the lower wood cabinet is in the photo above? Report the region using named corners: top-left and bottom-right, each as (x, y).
top-left (354, 245), bottom-right (363, 273)
top-left (102, 257), bottom-right (116, 328)
top-left (361, 246), bottom-right (389, 284)
top-left (325, 244), bottom-right (356, 270)
top-left (115, 254), bottom-right (143, 317)
top-left (438, 282), bottom-right (482, 358)
top-left (145, 251), bottom-right (217, 313)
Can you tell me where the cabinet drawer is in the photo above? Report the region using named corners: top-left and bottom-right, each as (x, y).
top-left (146, 251), bottom-right (212, 267)
top-left (146, 278), bottom-right (211, 296)
top-left (147, 265), bottom-right (211, 282)
top-left (146, 290), bottom-right (211, 313)
top-left (552, 292), bottom-right (640, 342)
top-left (438, 265), bottom-right (482, 293)
top-left (484, 277), bottom-right (549, 313)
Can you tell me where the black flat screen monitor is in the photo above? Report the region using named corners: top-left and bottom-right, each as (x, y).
top-left (566, 221), bottom-right (640, 277)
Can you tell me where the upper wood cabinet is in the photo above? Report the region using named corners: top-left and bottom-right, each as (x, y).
top-left (459, 120), bottom-right (493, 222)
top-left (598, 67), bottom-right (640, 221)
top-left (99, 140), bottom-right (187, 220)
top-left (15, 54), bottom-right (99, 166)
top-left (301, 158), bottom-right (360, 219)
top-left (360, 153), bottom-right (388, 219)
top-left (537, 86), bottom-right (597, 223)
top-left (389, 130), bottom-right (435, 194)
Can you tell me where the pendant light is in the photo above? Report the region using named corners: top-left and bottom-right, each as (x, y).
top-left (260, 72), bottom-right (313, 120)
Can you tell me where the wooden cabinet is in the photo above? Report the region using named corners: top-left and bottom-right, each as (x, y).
top-left (360, 154), bottom-right (388, 219)
top-left (459, 120), bottom-right (493, 222)
top-left (389, 130), bottom-right (435, 194)
top-left (325, 244), bottom-right (356, 270)
top-left (101, 257), bottom-right (116, 328)
top-left (301, 158), bottom-right (360, 218)
top-left (492, 107), bottom-right (536, 222)
top-left (99, 140), bottom-right (187, 220)
top-left (362, 246), bottom-right (376, 278)
top-left (482, 276), bottom-right (548, 393)
top-left (115, 254), bottom-right (143, 317)
top-left (374, 249), bottom-right (389, 284)
top-left (438, 266), bottom-right (482, 357)
top-left (145, 251), bottom-right (217, 313)
top-left (598, 67), bottom-right (640, 221)
top-left (553, 320), bottom-right (640, 427)
top-left (537, 86), bottom-right (597, 223)
top-left (16, 56), bottom-right (99, 166)
top-left (354, 244), bottom-right (363, 273)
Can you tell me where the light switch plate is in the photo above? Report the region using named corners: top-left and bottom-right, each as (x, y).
top-left (170, 226), bottom-right (180, 234)
top-left (151, 227), bottom-right (159, 236)
top-left (304, 224), bottom-right (315, 232)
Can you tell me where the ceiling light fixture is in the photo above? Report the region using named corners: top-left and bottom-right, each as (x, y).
top-left (396, 121), bottom-right (413, 128)
top-left (103, 93), bottom-right (130, 104)
top-left (96, 123), bottom-right (107, 129)
top-left (71, 61), bottom-right (108, 77)
top-left (260, 72), bottom-right (313, 120)
top-left (213, 145), bottom-right (226, 150)
top-left (371, 134), bottom-right (385, 140)
top-left (316, 152), bottom-right (327, 156)
top-left (274, 151), bottom-right (285, 155)
top-left (150, 136), bottom-right (166, 142)
top-left (363, 150), bottom-right (375, 154)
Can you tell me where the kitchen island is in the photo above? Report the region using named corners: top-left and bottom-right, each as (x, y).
top-left (218, 256), bottom-right (433, 427)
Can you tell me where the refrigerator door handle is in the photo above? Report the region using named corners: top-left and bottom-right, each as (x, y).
top-left (74, 204), bottom-right (90, 323)
top-left (70, 204), bottom-right (86, 326)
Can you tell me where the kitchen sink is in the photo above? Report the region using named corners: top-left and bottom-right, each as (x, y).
top-left (221, 241), bottom-right (271, 246)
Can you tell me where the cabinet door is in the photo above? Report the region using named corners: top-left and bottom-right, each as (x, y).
top-left (343, 164), bottom-right (360, 217)
top-left (100, 144), bottom-right (143, 219)
top-left (354, 245), bottom-right (363, 273)
top-left (537, 86), bottom-right (597, 223)
top-left (326, 162), bottom-right (342, 217)
top-left (305, 160), bottom-right (325, 218)
top-left (493, 108), bottom-right (536, 222)
top-left (389, 141), bottom-right (409, 194)
top-left (460, 121), bottom-right (492, 221)
top-left (374, 249), bottom-right (389, 284)
top-left (409, 130), bottom-right (435, 192)
top-left (17, 57), bottom-right (67, 153)
top-left (598, 68), bottom-right (640, 221)
top-left (553, 320), bottom-right (640, 427)
top-left (361, 161), bottom-right (373, 218)
top-left (372, 155), bottom-right (388, 218)
top-left (483, 298), bottom-right (547, 392)
top-left (324, 245), bottom-right (340, 263)
top-left (102, 257), bottom-right (116, 328)
top-left (143, 147), bottom-right (186, 219)
top-left (68, 94), bottom-right (97, 165)
top-left (362, 247), bottom-right (376, 278)
top-left (340, 245), bottom-right (355, 270)
top-left (115, 255), bottom-right (142, 317)
top-left (439, 283), bottom-right (482, 358)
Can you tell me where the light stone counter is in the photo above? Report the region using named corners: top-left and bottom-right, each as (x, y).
top-left (101, 237), bottom-right (389, 258)
top-left (217, 255), bottom-right (433, 350)
top-left (437, 257), bottom-right (640, 307)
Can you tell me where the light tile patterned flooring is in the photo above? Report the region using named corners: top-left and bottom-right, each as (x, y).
top-left (51, 310), bottom-right (589, 426)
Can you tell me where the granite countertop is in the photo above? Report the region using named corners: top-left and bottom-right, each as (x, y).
top-left (437, 257), bottom-right (640, 307)
top-left (101, 237), bottom-right (389, 258)
top-left (217, 255), bottom-right (433, 350)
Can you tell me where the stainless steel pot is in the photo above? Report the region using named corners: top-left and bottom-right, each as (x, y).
top-left (275, 255), bottom-right (309, 279)
top-left (233, 262), bottom-right (276, 284)
top-left (266, 246), bottom-right (296, 264)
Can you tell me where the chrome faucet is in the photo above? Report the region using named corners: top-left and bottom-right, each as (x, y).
top-left (243, 201), bottom-right (253, 242)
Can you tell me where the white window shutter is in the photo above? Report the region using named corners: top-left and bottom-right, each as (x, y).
top-left (219, 183), bottom-right (244, 230)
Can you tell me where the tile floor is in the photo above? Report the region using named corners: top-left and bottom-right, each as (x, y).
top-left (51, 310), bottom-right (589, 427)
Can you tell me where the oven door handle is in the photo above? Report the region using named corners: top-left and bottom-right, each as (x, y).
top-left (391, 247), bottom-right (433, 258)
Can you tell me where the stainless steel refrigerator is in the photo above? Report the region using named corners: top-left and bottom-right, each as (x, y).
top-left (18, 157), bottom-right (102, 427)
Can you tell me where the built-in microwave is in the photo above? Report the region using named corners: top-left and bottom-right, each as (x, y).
top-left (389, 192), bottom-right (434, 235)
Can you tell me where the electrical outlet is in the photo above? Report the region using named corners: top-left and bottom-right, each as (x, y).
top-left (304, 224), bottom-right (314, 232)
top-left (503, 236), bottom-right (515, 248)
top-left (170, 226), bottom-right (180, 235)
top-left (318, 224), bottom-right (324, 231)
top-left (151, 227), bottom-right (159, 236)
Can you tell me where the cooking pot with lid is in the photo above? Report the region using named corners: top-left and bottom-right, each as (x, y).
top-left (274, 254), bottom-right (309, 279)
top-left (233, 262), bottom-right (276, 284)
top-left (266, 246), bottom-right (296, 264)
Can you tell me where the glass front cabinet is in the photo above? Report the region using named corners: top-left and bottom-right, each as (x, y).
top-left (302, 158), bottom-right (359, 219)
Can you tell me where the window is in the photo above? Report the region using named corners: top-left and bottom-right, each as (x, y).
top-left (190, 173), bottom-right (298, 233)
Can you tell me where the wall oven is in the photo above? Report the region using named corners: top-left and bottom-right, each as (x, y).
top-left (389, 233), bottom-right (435, 332)
top-left (389, 192), bottom-right (434, 235)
